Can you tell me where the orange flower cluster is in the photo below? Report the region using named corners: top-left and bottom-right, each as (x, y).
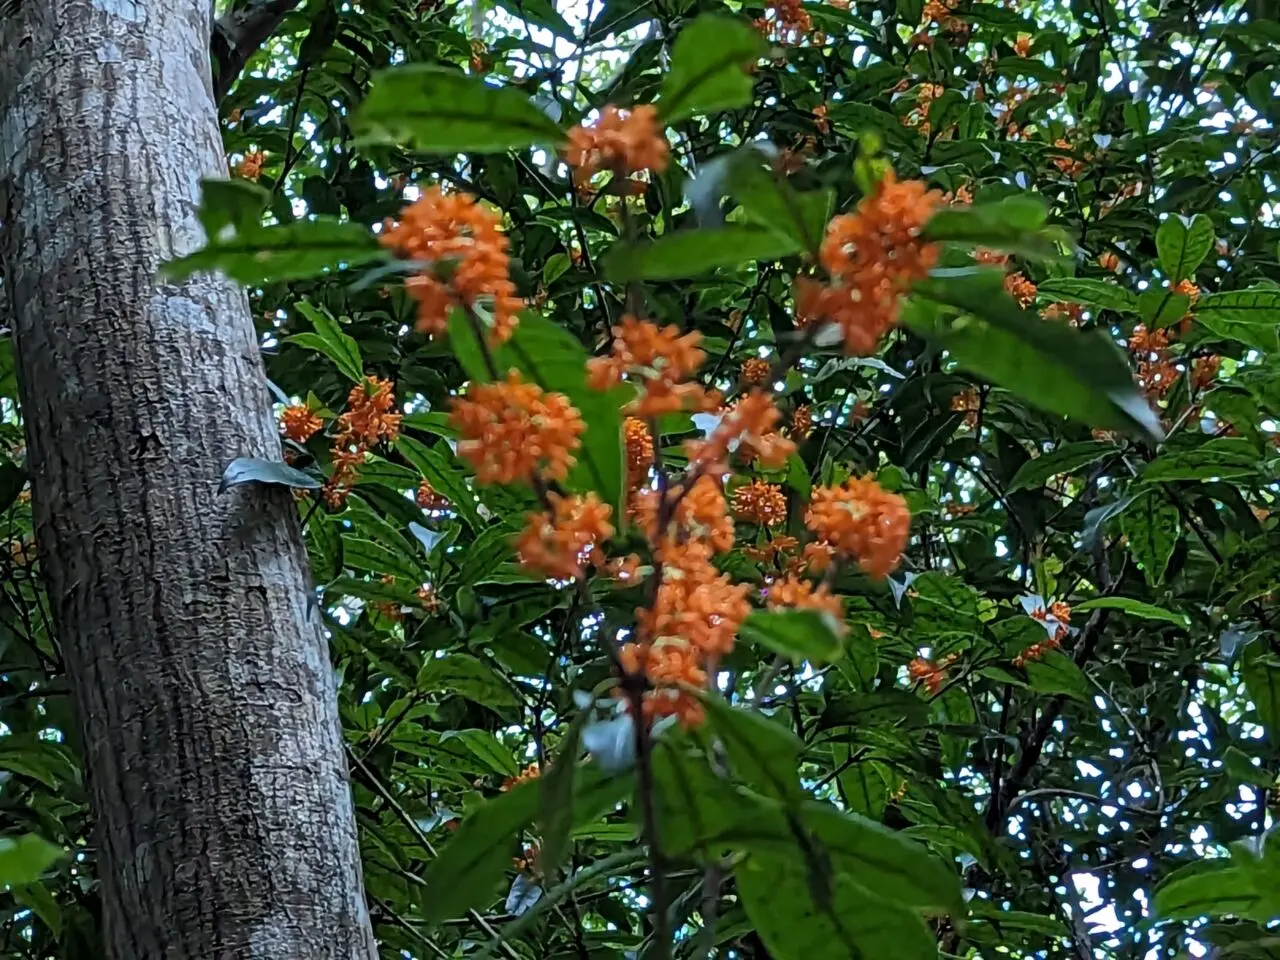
top-left (516, 492), bottom-right (614, 580)
top-left (451, 372), bottom-right (585, 484)
top-left (1041, 301), bottom-right (1083, 326)
top-left (767, 574), bottom-right (845, 622)
top-left (805, 475), bottom-right (910, 580)
top-left (1098, 250), bottom-right (1121, 272)
top-left (754, 0), bottom-right (813, 43)
top-left (798, 172), bottom-right (942, 355)
top-left (908, 655), bottom-right (955, 695)
top-left (631, 474), bottom-right (735, 553)
top-left (812, 103), bottom-right (829, 134)
top-left (1019, 602), bottom-right (1070, 666)
top-left (624, 417), bottom-right (654, 487)
top-left (323, 377), bottom-right (402, 509)
top-left (923, 0), bottom-right (957, 21)
top-left (380, 187), bottom-right (523, 344)
top-left (280, 404), bottom-right (323, 444)
top-left (588, 316), bottom-right (718, 418)
top-left (952, 388), bottom-right (980, 429)
top-left (1173, 278), bottom-right (1201, 303)
top-left (742, 357), bottom-right (772, 385)
top-left (337, 377), bottom-right (402, 448)
top-left (1052, 139), bottom-right (1085, 178)
top-left (502, 762), bottom-right (541, 792)
top-left (1004, 271), bottom-right (1038, 308)
top-left (1192, 354), bottom-right (1221, 391)
top-left (733, 480), bottom-right (788, 527)
top-left (1013, 34), bottom-right (1032, 56)
top-left (622, 538), bottom-right (752, 727)
top-left (565, 105), bottom-right (669, 188)
top-left (416, 479), bottom-right (450, 511)
top-left (975, 248), bottom-right (1009, 266)
top-left (791, 404), bottom-right (813, 440)
top-left (1128, 324), bottom-right (1178, 401)
top-left (685, 391), bottom-right (795, 473)
top-left (236, 151), bottom-right (265, 180)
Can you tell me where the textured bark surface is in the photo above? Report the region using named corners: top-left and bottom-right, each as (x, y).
top-left (0, 2), bottom-right (377, 958)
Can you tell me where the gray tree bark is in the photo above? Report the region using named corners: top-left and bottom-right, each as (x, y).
top-left (0, 2), bottom-right (378, 958)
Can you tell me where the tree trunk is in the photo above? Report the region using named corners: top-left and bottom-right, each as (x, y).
top-left (0, 3), bottom-right (377, 958)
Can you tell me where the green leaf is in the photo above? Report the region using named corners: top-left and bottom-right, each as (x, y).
top-left (1120, 492), bottom-right (1180, 586)
top-left (1023, 650), bottom-right (1090, 701)
top-left (438, 729), bottom-right (520, 777)
top-left (1140, 437), bottom-right (1260, 482)
top-left (1243, 644), bottom-right (1280, 737)
top-left (727, 155), bottom-right (834, 256)
top-left (395, 436), bottom-right (484, 531)
top-left (539, 711), bottom-right (587, 875)
top-left (354, 66), bottom-right (564, 152)
top-left (1194, 288), bottom-right (1280, 351)
top-left (1007, 441), bottom-right (1113, 491)
top-left (418, 654), bottom-right (520, 709)
top-left (923, 195), bottom-right (1064, 260)
top-left (293, 302), bottom-right (363, 382)
top-left (1035, 278), bottom-right (1139, 312)
top-left (164, 218), bottom-right (383, 285)
top-left (341, 536), bottom-right (425, 583)
top-left (457, 525), bottom-right (515, 586)
top-left (605, 226), bottom-right (802, 282)
top-left (1222, 746), bottom-right (1274, 788)
top-left (701, 696), bottom-right (804, 801)
top-left (909, 271), bottom-right (1162, 440)
top-left (1156, 213), bottom-right (1214, 281)
top-left (1154, 860), bottom-right (1261, 921)
top-left (219, 457), bottom-right (320, 493)
top-left (739, 609), bottom-right (844, 664)
top-left (0, 835), bottom-right (63, 888)
top-left (12, 882), bottom-right (61, 936)
top-left (417, 781), bottom-right (539, 924)
top-left (737, 848), bottom-right (937, 960)
top-left (195, 177), bottom-right (269, 238)
top-left (803, 801), bottom-right (964, 912)
top-left (658, 16), bottom-right (766, 122)
top-left (1138, 289), bottom-right (1191, 329)
top-left (1074, 597), bottom-right (1190, 627)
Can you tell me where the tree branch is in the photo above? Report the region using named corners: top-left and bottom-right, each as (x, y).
top-left (211, 0), bottom-right (302, 104)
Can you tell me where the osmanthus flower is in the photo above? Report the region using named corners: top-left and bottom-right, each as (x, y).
top-left (1192, 354), bottom-right (1221, 390)
top-left (1020, 594), bottom-right (1071, 643)
top-left (732, 480), bottom-right (788, 527)
top-left (450, 371), bottom-right (585, 484)
top-left (379, 186), bottom-right (523, 344)
top-left (336, 376), bottom-right (402, 448)
top-left (797, 171), bottom-right (942, 355)
top-left (1041, 301), bottom-right (1083, 326)
top-left (638, 538), bottom-right (752, 661)
top-left (765, 574), bottom-right (846, 624)
top-left (236, 150), bottom-right (265, 180)
top-left (1098, 250), bottom-right (1121, 272)
top-left (686, 391), bottom-right (795, 473)
top-left (1004, 271), bottom-right (1038, 308)
top-left (515, 492), bottom-right (615, 581)
top-left (630, 475), bottom-right (735, 554)
top-left (588, 315), bottom-right (718, 418)
top-left (280, 404), bottom-right (323, 444)
top-left (623, 417), bottom-right (654, 487)
top-left (564, 105), bottom-right (669, 187)
top-left (742, 357), bottom-right (772, 385)
top-left (618, 638), bottom-right (707, 728)
top-left (908, 656), bottom-right (950, 695)
top-left (502, 762), bottom-right (541, 792)
top-left (1173, 278), bottom-right (1201, 303)
top-left (416, 478), bottom-right (450, 511)
top-left (791, 404), bottom-right (813, 440)
top-left (754, 0), bottom-right (813, 43)
top-left (805, 475), bottom-right (911, 580)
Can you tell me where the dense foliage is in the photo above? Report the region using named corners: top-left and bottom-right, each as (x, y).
top-left (2, 0), bottom-right (1280, 955)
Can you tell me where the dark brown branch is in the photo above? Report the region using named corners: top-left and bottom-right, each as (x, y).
top-left (211, 0), bottom-right (302, 103)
